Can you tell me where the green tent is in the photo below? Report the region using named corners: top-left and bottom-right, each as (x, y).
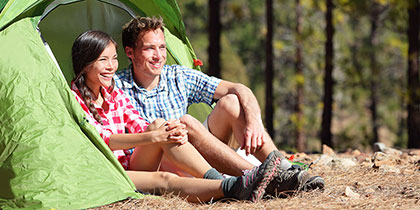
top-left (0, 0), bottom-right (209, 208)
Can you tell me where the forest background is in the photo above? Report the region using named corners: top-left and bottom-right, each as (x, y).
top-left (176, 0), bottom-right (420, 153)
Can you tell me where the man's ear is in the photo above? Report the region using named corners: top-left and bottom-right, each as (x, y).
top-left (125, 46), bottom-right (134, 60)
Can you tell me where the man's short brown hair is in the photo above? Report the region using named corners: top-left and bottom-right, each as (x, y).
top-left (122, 16), bottom-right (164, 49)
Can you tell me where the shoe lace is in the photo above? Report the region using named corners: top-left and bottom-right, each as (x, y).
top-left (277, 168), bottom-right (300, 183)
top-left (242, 166), bottom-right (260, 186)
top-left (241, 168), bottom-right (252, 176)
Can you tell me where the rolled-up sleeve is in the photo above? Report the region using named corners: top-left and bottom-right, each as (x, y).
top-left (182, 68), bottom-right (221, 105)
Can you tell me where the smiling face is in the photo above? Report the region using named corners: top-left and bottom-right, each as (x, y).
top-left (125, 29), bottom-right (166, 85)
top-left (84, 42), bottom-right (118, 95)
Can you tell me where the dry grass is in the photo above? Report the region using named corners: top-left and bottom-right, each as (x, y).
top-left (92, 152), bottom-right (420, 210)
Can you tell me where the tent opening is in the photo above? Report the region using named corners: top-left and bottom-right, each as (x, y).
top-left (38, 0), bottom-right (135, 84)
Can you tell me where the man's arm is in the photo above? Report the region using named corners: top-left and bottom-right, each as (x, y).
top-left (213, 80), bottom-right (265, 155)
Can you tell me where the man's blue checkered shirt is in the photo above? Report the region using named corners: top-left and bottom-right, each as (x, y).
top-left (114, 64), bottom-right (221, 123)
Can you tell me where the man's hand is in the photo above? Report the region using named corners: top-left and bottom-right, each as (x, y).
top-left (214, 81), bottom-right (267, 155)
top-left (241, 115), bottom-right (265, 156)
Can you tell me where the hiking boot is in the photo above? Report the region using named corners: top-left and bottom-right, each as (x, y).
top-left (232, 150), bottom-right (282, 202)
top-left (265, 164), bottom-right (310, 198)
top-left (303, 176), bottom-right (325, 191)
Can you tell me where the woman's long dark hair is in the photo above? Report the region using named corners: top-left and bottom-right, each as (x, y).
top-left (72, 30), bottom-right (117, 124)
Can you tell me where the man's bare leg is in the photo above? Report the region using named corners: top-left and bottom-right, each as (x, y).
top-left (207, 94), bottom-right (278, 162)
top-left (180, 114), bottom-right (254, 176)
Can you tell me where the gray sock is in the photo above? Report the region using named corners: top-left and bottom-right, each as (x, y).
top-left (221, 177), bottom-right (240, 198)
top-left (203, 168), bottom-right (224, 180)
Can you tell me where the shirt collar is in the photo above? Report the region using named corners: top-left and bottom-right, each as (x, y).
top-left (120, 64), bottom-right (135, 89)
top-left (100, 85), bottom-right (113, 103)
top-left (125, 64), bottom-right (167, 94)
top-left (157, 67), bottom-right (167, 91)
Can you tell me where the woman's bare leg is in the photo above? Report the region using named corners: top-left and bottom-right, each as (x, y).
top-left (126, 171), bottom-right (224, 202)
top-left (129, 118), bottom-right (215, 178)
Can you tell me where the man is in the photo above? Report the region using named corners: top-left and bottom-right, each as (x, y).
top-left (114, 16), bottom-right (324, 191)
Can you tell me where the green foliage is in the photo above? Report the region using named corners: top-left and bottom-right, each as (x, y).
top-left (220, 36), bottom-right (249, 86)
top-left (178, 0), bottom-right (411, 152)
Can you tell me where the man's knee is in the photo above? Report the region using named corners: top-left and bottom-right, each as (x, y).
top-left (215, 94), bottom-right (241, 116)
top-left (147, 118), bottom-right (166, 131)
top-left (179, 114), bottom-right (208, 145)
top-left (179, 114), bottom-right (201, 130)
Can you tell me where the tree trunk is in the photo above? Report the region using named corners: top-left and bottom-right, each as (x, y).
top-left (208, 0), bottom-right (221, 78)
top-left (321, 0), bottom-right (334, 148)
top-left (407, 0), bottom-right (420, 148)
top-left (368, 3), bottom-right (381, 145)
top-left (265, 0), bottom-right (274, 137)
top-left (295, 0), bottom-right (305, 152)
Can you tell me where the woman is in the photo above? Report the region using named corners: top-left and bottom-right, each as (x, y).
top-left (70, 30), bottom-right (281, 202)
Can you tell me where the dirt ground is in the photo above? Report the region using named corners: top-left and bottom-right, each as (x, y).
top-left (93, 146), bottom-right (420, 209)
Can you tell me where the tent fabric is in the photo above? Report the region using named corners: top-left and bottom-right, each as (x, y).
top-left (0, 17), bottom-right (139, 209)
top-left (0, 1), bottom-right (6, 13)
top-left (0, 0), bottom-right (206, 208)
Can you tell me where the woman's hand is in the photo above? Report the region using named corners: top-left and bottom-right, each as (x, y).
top-left (108, 119), bottom-right (189, 150)
top-left (154, 119), bottom-right (188, 145)
top-left (166, 119), bottom-right (188, 145)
